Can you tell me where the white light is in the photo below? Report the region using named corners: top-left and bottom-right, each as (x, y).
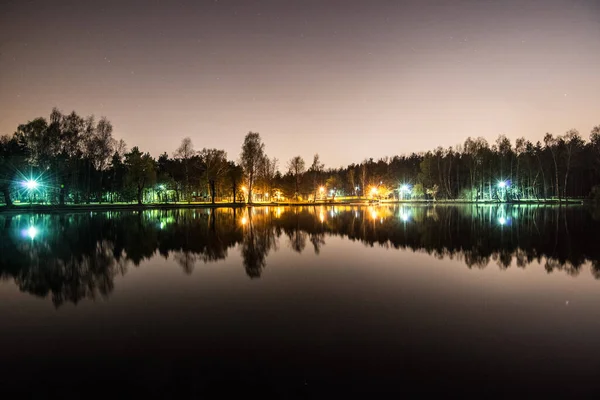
top-left (27, 226), bottom-right (38, 239)
top-left (401, 213), bottom-right (409, 222)
top-left (498, 217), bottom-right (506, 225)
top-left (498, 181), bottom-right (507, 188)
top-left (23, 180), bottom-right (39, 190)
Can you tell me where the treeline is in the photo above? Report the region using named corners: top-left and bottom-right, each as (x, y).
top-left (1, 107), bottom-right (600, 205)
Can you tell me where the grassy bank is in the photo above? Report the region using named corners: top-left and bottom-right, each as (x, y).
top-left (0, 198), bottom-right (587, 214)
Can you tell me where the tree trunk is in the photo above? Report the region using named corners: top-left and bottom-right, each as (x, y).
top-left (2, 186), bottom-right (13, 207)
top-left (553, 158), bottom-right (560, 202)
top-left (137, 185), bottom-right (143, 205)
top-left (210, 179), bottom-right (216, 204)
top-left (59, 186), bottom-right (65, 206)
top-left (563, 153), bottom-right (571, 200)
top-left (98, 171), bottom-right (103, 204)
top-left (232, 180), bottom-right (237, 204)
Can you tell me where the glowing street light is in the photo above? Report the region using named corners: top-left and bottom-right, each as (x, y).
top-left (22, 179), bottom-right (39, 190)
top-left (497, 180), bottom-right (508, 189)
top-left (399, 184), bottom-right (411, 200)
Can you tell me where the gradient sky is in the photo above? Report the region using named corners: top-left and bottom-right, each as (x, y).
top-left (1, 0), bottom-right (599, 168)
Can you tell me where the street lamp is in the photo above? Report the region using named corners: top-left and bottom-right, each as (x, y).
top-left (23, 179), bottom-right (39, 190)
top-left (399, 184), bottom-right (411, 200)
top-left (21, 179), bottom-right (41, 204)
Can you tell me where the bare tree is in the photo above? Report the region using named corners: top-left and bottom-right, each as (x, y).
top-left (309, 153), bottom-right (324, 202)
top-left (93, 117), bottom-right (115, 203)
top-left (240, 132), bottom-right (265, 203)
top-left (200, 148), bottom-right (228, 204)
top-left (287, 156), bottom-right (306, 200)
top-left (174, 137), bottom-right (195, 202)
top-left (562, 129), bottom-right (583, 199)
top-left (544, 133), bottom-right (561, 201)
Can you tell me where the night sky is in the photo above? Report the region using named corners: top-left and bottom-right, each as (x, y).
top-left (1, 0), bottom-right (599, 167)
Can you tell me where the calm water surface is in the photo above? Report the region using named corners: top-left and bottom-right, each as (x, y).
top-left (1, 205), bottom-right (600, 397)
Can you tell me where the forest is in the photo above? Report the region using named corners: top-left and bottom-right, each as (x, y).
top-left (1, 107), bottom-right (600, 206)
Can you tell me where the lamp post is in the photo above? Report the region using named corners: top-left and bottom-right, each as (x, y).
top-left (497, 180), bottom-right (509, 201)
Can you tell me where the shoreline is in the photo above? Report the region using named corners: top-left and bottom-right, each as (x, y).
top-left (0, 198), bottom-right (587, 214)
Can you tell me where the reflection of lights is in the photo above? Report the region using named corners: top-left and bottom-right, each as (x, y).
top-left (160, 222), bottom-right (165, 230)
top-left (371, 210), bottom-right (378, 220)
top-left (241, 217), bottom-right (247, 225)
top-left (319, 211), bottom-right (325, 223)
top-left (400, 213), bottom-right (410, 222)
top-left (498, 217), bottom-right (507, 225)
top-left (22, 179), bottom-right (39, 190)
top-left (23, 226), bottom-right (38, 240)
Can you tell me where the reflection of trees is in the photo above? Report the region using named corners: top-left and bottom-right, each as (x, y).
top-left (241, 209), bottom-right (277, 278)
top-left (269, 204), bottom-right (600, 279)
top-left (1, 204), bottom-right (599, 305)
top-left (0, 208), bottom-right (243, 306)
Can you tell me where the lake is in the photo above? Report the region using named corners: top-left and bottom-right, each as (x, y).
top-left (1, 204), bottom-right (600, 397)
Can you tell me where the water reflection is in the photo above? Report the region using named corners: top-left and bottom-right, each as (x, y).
top-left (1, 204), bottom-right (599, 306)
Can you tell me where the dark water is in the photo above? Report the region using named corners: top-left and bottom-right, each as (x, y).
top-left (1, 205), bottom-right (600, 397)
